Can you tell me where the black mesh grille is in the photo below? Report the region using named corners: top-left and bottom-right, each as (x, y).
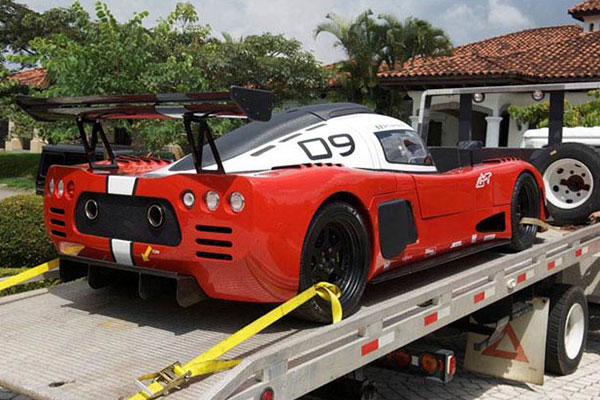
top-left (75, 193), bottom-right (181, 246)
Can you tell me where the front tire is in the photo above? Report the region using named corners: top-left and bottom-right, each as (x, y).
top-left (506, 172), bottom-right (541, 252)
top-left (545, 284), bottom-right (588, 375)
top-left (295, 202), bottom-right (370, 323)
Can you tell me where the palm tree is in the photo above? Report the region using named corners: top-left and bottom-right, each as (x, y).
top-left (315, 11), bottom-right (452, 113)
top-left (379, 15), bottom-right (452, 70)
top-left (315, 10), bottom-right (385, 104)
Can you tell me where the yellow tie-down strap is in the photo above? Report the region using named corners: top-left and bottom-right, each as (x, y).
top-left (0, 246), bottom-right (84, 292)
top-left (130, 282), bottom-right (342, 400)
top-left (0, 258), bottom-right (60, 292)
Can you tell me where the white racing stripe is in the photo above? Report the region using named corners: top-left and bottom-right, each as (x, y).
top-left (111, 239), bottom-right (134, 266)
top-left (107, 176), bottom-right (137, 196)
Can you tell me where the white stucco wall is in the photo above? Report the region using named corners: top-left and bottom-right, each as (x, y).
top-left (583, 15), bottom-right (600, 32)
top-left (409, 90), bottom-right (595, 148)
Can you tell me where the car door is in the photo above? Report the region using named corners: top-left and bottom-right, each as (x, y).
top-left (413, 169), bottom-right (476, 219)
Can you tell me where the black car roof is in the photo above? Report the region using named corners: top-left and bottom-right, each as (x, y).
top-left (170, 102), bottom-right (373, 171)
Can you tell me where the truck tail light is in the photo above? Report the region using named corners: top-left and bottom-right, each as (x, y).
top-left (446, 354), bottom-right (456, 376)
top-left (387, 349), bottom-right (411, 368)
top-left (419, 353), bottom-right (438, 375)
top-left (260, 387), bottom-right (274, 400)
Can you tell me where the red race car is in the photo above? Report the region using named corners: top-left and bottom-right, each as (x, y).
top-left (17, 87), bottom-right (545, 322)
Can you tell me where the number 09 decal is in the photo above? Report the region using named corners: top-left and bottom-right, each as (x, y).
top-left (298, 134), bottom-right (355, 160)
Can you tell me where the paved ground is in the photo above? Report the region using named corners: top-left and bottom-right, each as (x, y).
top-left (0, 186), bottom-right (33, 201)
top-left (2, 306), bottom-right (600, 400)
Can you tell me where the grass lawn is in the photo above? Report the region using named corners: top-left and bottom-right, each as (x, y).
top-left (0, 176), bottom-right (35, 190)
top-left (0, 267), bottom-right (60, 297)
top-left (0, 152), bottom-right (40, 190)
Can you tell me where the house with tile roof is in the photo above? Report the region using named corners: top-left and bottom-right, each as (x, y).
top-left (379, 1), bottom-right (600, 148)
top-left (2, 68), bottom-right (48, 151)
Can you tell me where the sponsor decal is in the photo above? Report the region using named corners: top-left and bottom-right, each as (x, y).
top-left (476, 172), bottom-right (493, 189)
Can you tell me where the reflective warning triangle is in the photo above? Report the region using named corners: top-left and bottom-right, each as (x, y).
top-left (481, 323), bottom-right (529, 363)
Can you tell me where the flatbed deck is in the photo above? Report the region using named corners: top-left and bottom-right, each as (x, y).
top-left (1, 226), bottom-right (599, 400)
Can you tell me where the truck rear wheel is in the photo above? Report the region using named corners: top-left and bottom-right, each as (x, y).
top-left (506, 172), bottom-right (540, 252)
top-left (545, 284), bottom-right (587, 375)
top-left (530, 143), bottom-right (600, 225)
top-left (295, 202), bottom-right (370, 323)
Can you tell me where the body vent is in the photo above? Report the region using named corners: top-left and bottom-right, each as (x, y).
top-left (196, 225), bottom-right (232, 234)
top-left (195, 225), bottom-right (233, 261)
top-left (49, 208), bottom-right (66, 237)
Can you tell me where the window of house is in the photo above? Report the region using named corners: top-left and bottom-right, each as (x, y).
top-left (590, 23), bottom-right (595, 32)
top-left (374, 130), bottom-right (433, 165)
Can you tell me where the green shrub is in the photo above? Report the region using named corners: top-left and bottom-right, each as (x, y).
top-left (0, 194), bottom-right (56, 268)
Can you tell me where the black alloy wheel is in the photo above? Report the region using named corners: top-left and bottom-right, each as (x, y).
top-left (295, 202), bottom-right (370, 323)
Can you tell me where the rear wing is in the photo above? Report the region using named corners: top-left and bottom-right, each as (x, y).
top-left (15, 86), bottom-right (273, 172)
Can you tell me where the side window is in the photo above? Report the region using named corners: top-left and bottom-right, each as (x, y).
top-left (374, 130), bottom-right (433, 166)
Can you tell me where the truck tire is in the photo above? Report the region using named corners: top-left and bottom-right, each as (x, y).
top-left (295, 202), bottom-right (370, 323)
top-left (545, 284), bottom-right (587, 375)
top-left (530, 143), bottom-right (600, 225)
top-left (505, 172), bottom-right (540, 252)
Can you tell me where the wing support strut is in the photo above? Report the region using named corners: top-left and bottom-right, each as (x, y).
top-left (183, 115), bottom-right (225, 174)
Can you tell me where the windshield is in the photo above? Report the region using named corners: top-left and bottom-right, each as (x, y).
top-left (374, 129), bottom-right (432, 166)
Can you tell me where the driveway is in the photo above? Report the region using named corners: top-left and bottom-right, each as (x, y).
top-left (0, 186), bottom-right (34, 201)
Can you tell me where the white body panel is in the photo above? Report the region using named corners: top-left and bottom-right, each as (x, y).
top-left (148, 113), bottom-right (437, 176)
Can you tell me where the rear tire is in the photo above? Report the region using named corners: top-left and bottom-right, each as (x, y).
top-left (505, 172), bottom-right (540, 252)
top-left (295, 202), bottom-right (370, 323)
top-left (530, 143), bottom-right (600, 225)
top-left (545, 284), bottom-right (587, 375)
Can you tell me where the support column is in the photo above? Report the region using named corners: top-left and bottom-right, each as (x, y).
top-left (30, 128), bottom-right (46, 153)
top-left (485, 116), bottom-right (503, 148)
top-left (549, 91), bottom-right (565, 146)
top-left (409, 115), bottom-right (419, 130)
top-left (5, 120), bottom-right (22, 152)
top-left (458, 94), bottom-right (473, 142)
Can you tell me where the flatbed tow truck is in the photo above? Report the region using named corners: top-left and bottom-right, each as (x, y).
top-left (2, 83), bottom-right (600, 400)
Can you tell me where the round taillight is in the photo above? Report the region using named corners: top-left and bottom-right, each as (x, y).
top-left (205, 191), bottom-right (220, 211)
top-left (57, 180), bottom-right (64, 198)
top-left (67, 181), bottom-right (75, 199)
top-left (48, 178), bottom-right (55, 195)
top-left (419, 353), bottom-right (438, 375)
top-left (260, 387), bottom-right (274, 400)
top-left (229, 192), bottom-right (245, 213)
top-left (182, 191), bottom-right (195, 208)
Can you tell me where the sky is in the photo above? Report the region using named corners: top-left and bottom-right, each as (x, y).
top-left (19, 0), bottom-right (585, 63)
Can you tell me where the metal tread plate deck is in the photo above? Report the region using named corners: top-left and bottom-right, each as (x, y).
top-left (1, 226), bottom-right (599, 400)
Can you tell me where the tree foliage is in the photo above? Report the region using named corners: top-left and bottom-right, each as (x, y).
top-left (315, 11), bottom-right (452, 116)
top-left (509, 91), bottom-right (600, 129)
top-left (2, 1), bottom-right (326, 150)
top-left (0, 0), bottom-right (88, 62)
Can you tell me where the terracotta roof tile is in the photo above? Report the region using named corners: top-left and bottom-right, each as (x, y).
top-left (8, 68), bottom-right (47, 88)
top-left (569, 0), bottom-right (600, 21)
top-left (378, 25), bottom-right (600, 83)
